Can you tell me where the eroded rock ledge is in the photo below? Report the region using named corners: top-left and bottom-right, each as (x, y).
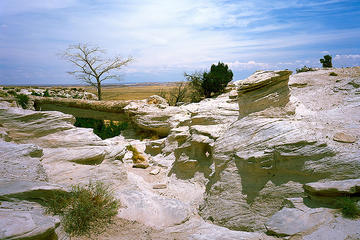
top-left (1, 67), bottom-right (359, 239)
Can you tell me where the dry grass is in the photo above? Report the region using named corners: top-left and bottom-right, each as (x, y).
top-left (85, 84), bottom-right (176, 101)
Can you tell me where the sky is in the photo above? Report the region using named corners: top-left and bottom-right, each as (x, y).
top-left (0, 0), bottom-right (360, 85)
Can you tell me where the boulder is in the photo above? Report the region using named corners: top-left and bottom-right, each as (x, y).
top-left (237, 70), bottom-right (292, 118)
top-left (265, 206), bottom-right (333, 236)
top-left (333, 132), bottom-right (356, 143)
top-left (118, 188), bottom-right (191, 228)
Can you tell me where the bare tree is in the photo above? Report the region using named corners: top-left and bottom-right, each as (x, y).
top-left (168, 82), bottom-right (188, 106)
top-left (63, 43), bottom-right (133, 100)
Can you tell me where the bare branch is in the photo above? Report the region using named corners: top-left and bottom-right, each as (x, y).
top-left (61, 43), bottom-right (133, 100)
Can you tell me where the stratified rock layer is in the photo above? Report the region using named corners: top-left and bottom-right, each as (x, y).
top-left (200, 68), bottom-right (360, 231)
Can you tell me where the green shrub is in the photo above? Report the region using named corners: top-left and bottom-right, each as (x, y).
top-left (0, 91), bottom-right (8, 97)
top-left (7, 90), bottom-right (17, 96)
top-left (296, 66), bottom-right (315, 73)
top-left (320, 54), bottom-right (332, 68)
top-left (74, 117), bottom-right (128, 139)
top-left (15, 88), bottom-right (21, 92)
top-left (45, 181), bottom-right (119, 237)
top-left (329, 72), bottom-right (338, 76)
top-left (15, 94), bottom-right (29, 109)
top-left (336, 197), bottom-right (360, 218)
top-left (43, 89), bottom-right (51, 97)
top-left (202, 62), bottom-right (233, 97)
top-left (31, 91), bottom-right (42, 96)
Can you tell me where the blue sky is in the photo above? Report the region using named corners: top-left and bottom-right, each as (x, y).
top-left (0, 0), bottom-right (360, 85)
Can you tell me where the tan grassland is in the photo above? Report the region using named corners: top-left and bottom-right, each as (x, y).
top-left (84, 84), bottom-right (176, 101)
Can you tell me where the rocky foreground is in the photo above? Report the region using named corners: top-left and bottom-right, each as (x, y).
top-left (0, 67), bottom-right (359, 239)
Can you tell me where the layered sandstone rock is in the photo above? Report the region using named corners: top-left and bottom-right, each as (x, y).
top-left (1, 67), bottom-right (360, 239)
top-left (200, 68), bottom-right (360, 231)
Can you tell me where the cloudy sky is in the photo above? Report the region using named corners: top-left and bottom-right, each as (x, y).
top-left (0, 0), bottom-right (360, 85)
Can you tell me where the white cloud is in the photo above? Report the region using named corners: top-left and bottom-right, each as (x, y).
top-left (226, 60), bottom-right (270, 70)
top-left (1, 0), bottom-right (359, 84)
top-left (334, 54), bottom-right (360, 60)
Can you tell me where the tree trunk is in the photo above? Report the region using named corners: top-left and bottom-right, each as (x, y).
top-left (97, 79), bottom-right (102, 101)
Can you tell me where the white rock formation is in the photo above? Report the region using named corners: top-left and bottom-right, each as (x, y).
top-left (1, 67), bottom-right (360, 239)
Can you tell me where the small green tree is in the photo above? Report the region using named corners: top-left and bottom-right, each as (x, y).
top-left (202, 62), bottom-right (233, 97)
top-left (320, 55), bottom-right (332, 68)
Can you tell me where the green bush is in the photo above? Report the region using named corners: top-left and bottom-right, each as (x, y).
top-left (43, 89), bottom-right (51, 97)
top-left (296, 66), bottom-right (315, 73)
top-left (7, 90), bottom-right (17, 96)
top-left (329, 72), bottom-right (338, 76)
top-left (74, 117), bottom-right (128, 139)
top-left (0, 91), bottom-right (8, 97)
top-left (336, 197), bottom-right (360, 218)
top-left (320, 55), bottom-right (332, 68)
top-left (202, 62), bottom-right (233, 97)
top-left (185, 62), bottom-right (233, 100)
top-left (45, 181), bottom-right (119, 237)
top-left (15, 88), bottom-right (20, 92)
top-left (31, 91), bottom-right (42, 96)
top-left (15, 94), bottom-right (29, 109)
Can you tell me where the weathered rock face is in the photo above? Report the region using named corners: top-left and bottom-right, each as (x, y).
top-left (0, 200), bottom-right (60, 240)
top-left (200, 68), bottom-right (360, 231)
top-left (1, 67), bottom-right (360, 239)
top-left (237, 70), bottom-right (292, 118)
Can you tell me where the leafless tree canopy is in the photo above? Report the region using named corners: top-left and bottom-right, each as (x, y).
top-left (63, 43), bottom-right (133, 100)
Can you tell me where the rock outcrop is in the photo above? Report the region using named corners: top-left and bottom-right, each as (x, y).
top-left (1, 67), bottom-right (360, 239)
top-left (200, 68), bottom-right (360, 231)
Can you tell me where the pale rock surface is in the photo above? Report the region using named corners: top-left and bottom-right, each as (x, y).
top-left (166, 218), bottom-right (275, 240)
top-left (333, 132), bottom-right (357, 143)
top-left (237, 70), bottom-right (292, 118)
top-left (0, 140), bottom-right (46, 181)
top-left (1, 67), bottom-right (360, 239)
top-left (0, 200), bottom-right (60, 240)
top-left (200, 68), bottom-right (360, 231)
top-left (0, 179), bottom-right (66, 200)
top-left (265, 197), bottom-right (360, 239)
top-left (304, 178), bottom-right (360, 196)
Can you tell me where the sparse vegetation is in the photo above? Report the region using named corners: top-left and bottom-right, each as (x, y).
top-left (337, 197), bottom-right (360, 219)
top-left (320, 54), bottom-right (332, 68)
top-left (185, 71), bottom-right (205, 103)
top-left (43, 89), bottom-right (51, 97)
top-left (74, 117), bottom-right (128, 139)
top-left (15, 94), bottom-right (29, 109)
top-left (45, 181), bottom-right (119, 237)
top-left (63, 43), bottom-right (133, 100)
top-left (127, 145), bottom-right (146, 163)
top-left (296, 66), bottom-right (315, 73)
top-left (0, 91), bottom-right (8, 97)
top-left (158, 82), bottom-right (189, 106)
top-left (329, 72), bottom-right (338, 76)
top-left (7, 90), bottom-right (17, 96)
top-left (31, 91), bottom-right (42, 96)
